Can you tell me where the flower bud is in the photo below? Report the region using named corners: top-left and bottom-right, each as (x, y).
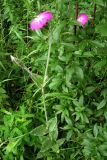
top-left (77, 13), bottom-right (89, 26)
top-left (30, 11), bottom-right (53, 30)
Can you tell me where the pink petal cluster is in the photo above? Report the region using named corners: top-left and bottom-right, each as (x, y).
top-left (77, 13), bottom-right (89, 26)
top-left (30, 11), bottom-right (53, 30)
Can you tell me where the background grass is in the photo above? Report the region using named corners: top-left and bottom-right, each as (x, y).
top-left (1, 0), bottom-right (107, 159)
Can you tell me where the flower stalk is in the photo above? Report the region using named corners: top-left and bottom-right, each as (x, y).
top-left (42, 33), bottom-right (52, 122)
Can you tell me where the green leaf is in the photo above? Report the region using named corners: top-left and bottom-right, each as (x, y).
top-left (73, 100), bottom-right (80, 108)
top-left (86, 86), bottom-right (96, 94)
top-left (79, 95), bottom-right (84, 105)
top-left (104, 110), bottom-right (107, 120)
top-left (67, 130), bottom-right (73, 140)
top-left (65, 116), bottom-right (72, 125)
top-left (57, 138), bottom-right (65, 147)
top-left (94, 0), bottom-right (105, 6)
top-left (95, 22), bottom-right (107, 36)
top-left (0, 61), bottom-right (6, 70)
top-left (47, 156), bottom-right (53, 160)
top-left (0, 109), bottom-right (11, 115)
top-left (94, 60), bottom-right (107, 70)
top-left (31, 125), bottom-right (47, 136)
top-left (75, 66), bottom-right (84, 80)
top-left (51, 143), bottom-right (59, 153)
top-left (10, 26), bottom-right (24, 42)
top-left (82, 51), bottom-right (94, 57)
top-left (66, 67), bottom-right (74, 87)
top-left (5, 139), bottom-right (20, 154)
top-left (47, 117), bottom-right (58, 140)
top-left (49, 77), bottom-right (62, 90)
top-left (41, 137), bottom-right (53, 152)
top-left (53, 22), bottom-right (65, 42)
top-left (36, 151), bottom-right (44, 159)
top-left (101, 89), bottom-right (107, 98)
top-left (99, 143), bottom-right (107, 156)
top-left (91, 40), bottom-right (105, 48)
top-left (93, 123), bottom-right (98, 137)
top-left (47, 117), bottom-right (57, 132)
top-left (97, 99), bottom-right (106, 110)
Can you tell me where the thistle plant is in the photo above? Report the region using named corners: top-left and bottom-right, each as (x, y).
top-left (1, 1), bottom-right (107, 160)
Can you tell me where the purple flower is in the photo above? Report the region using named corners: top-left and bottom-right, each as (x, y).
top-left (77, 13), bottom-right (89, 26)
top-left (30, 11), bottom-right (53, 30)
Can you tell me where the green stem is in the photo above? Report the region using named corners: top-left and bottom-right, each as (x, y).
top-left (42, 33), bottom-right (52, 122)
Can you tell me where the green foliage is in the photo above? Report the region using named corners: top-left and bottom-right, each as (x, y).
top-left (1, 0), bottom-right (107, 159)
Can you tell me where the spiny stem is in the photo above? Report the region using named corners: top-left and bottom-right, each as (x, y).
top-left (42, 33), bottom-right (52, 122)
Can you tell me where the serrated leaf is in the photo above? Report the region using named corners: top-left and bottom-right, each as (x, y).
top-left (47, 117), bottom-right (58, 140)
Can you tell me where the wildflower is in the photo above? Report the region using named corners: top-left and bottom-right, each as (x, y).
top-left (77, 13), bottom-right (88, 26)
top-left (30, 11), bottom-right (53, 30)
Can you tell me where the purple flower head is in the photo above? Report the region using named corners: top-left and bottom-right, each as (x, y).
top-left (77, 13), bottom-right (89, 26)
top-left (30, 11), bottom-right (53, 30)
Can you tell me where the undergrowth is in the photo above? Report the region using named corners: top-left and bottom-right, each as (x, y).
top-left (1, 0), bottom-right (107, 160)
